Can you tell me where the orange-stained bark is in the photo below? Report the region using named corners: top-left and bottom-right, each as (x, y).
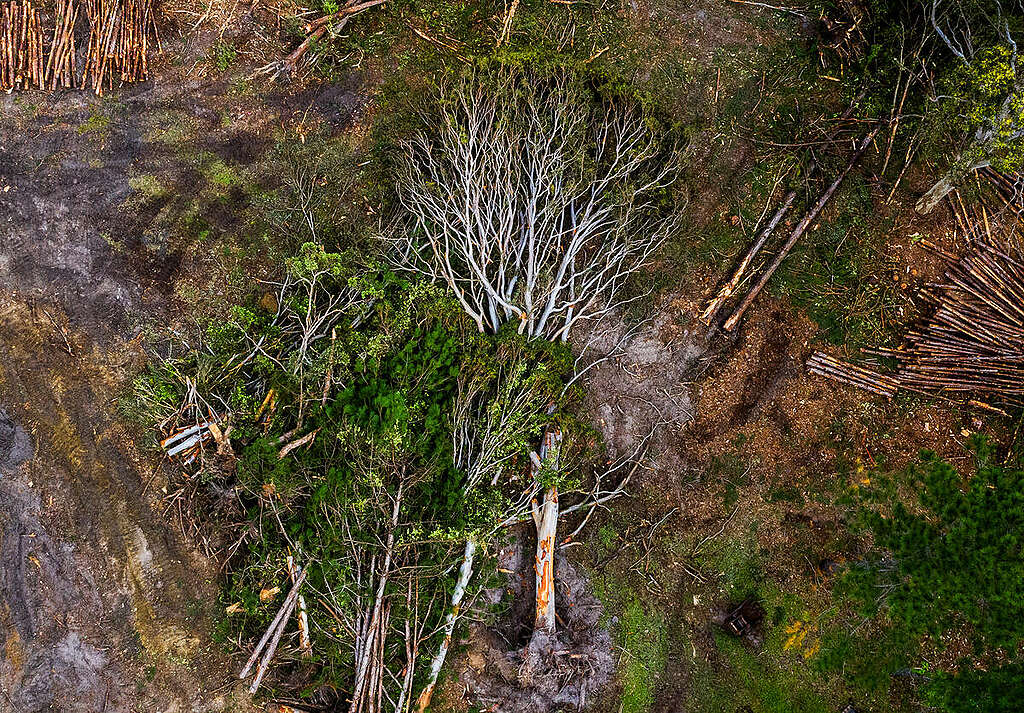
top-left (530, 428), bottom-right (562, 634)
top-left (533, 484), bottom-right (559, 633)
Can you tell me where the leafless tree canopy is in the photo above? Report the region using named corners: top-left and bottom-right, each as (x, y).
top-left (388, 70), bottom-right (684, 341)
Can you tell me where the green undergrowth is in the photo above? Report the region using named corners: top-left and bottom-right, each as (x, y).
top-left (691, 630), bottom-right (833, 713)
top-left (690, 528), bottom-right (844, 713)
top-left (132, 244), bottom-right (607, 699)
top-left (590, 564), bottom-right (669, 713)
top-left (618, 598), bottom-right (669, 713)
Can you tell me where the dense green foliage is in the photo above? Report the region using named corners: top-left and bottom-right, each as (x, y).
top-left (136, 244), bottom-right (581, 696)
top-left (923, 662), bottom-right (1024, 713)
top-left (848, 444), bottom-right (1024, 649)
top-left (821, 444), bottom-right (1024, 712)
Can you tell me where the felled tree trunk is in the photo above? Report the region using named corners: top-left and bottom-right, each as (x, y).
top-left (532, 486), bottom-right (559, 634)
top-left (415, 538), bottom-right (477, 713)
top-left (915, 174), bottom-right (958, 214)
top-left (915, 158), bottom-right (990, 214)
top-left (529, 428), bottom-right (563, 638)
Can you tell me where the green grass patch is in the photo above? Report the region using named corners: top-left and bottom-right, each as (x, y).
top-left (619, 598), bottom-right (669, 713)
top-left (692, 631), bottom-right (833, 713)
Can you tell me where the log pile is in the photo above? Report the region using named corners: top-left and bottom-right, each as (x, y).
top-left (894, 238), bottom-right (1024, 411)
top-left (81, 0), bottom-right (158, 92)
top-left (1, 0), bottom-right (45, 89)
top-left (806, 351), bottom-right (899, 398)
top-left (808, 171), bottom-right (1024, 414)
top-left (0, 0), bottom-right (158, 93)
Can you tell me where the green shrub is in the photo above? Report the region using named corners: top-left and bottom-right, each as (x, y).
top-left (846, 441), bottom-right (1024, 650)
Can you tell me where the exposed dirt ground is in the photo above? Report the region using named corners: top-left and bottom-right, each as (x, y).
top-left (0, 13), bottom-right (326, 710)
top-left (0, 86), bottom-right (245, 708)
top-left (1, 2), bottom-right (1014, 713)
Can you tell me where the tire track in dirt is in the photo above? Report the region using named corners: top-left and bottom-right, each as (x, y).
top-left (0, 86), bottom-right (254, 710)
top-left (0, 297), bottom-right (234, 712)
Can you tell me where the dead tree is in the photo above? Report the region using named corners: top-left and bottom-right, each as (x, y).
top-left (388, 70), bottom-right (684, 342)
top-left (417, 357), bottom-right (647, 705)
top-left (530, 429), bottom-right (562, 636)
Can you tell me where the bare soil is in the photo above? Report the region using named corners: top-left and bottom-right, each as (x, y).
top-left (462, 527), bottom-right (615, 713)
top-left (0, 12), bottom-right (343, 711)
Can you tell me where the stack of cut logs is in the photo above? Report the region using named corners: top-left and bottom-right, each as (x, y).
top-left (808, 171), bottom-right (1024, 415)
top-left (1, 0), bottom-right (158, 94)
top-left (1, 0), bottom-right (45, 89)
top-left (806, 352), bottom-right (899, 398)
top-left (893, 238), bottom-right (1024, 411)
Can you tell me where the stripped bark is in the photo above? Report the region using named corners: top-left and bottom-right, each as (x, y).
top-left (532, 486), bottom-right (559, 634)
top-left (287, 556), bottom-right (313, 658)
top-left (530, 428), bottom-right (563, 636)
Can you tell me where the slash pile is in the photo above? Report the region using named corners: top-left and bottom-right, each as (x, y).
top-left (809, 174), bottom-right (1024, 415)
top-left (1, 0), bottom-right (158, 94)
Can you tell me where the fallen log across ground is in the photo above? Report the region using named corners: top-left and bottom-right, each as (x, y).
top-left (721, 125), bottom-right (884, 332)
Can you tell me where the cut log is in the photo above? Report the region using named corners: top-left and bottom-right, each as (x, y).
top-left (278, 428), bottom-right (319, 459)
top-left (532, 485), bottom-right (559, 634)
top-left (530, 428), bottom-right (563, 636)
top-left (239, 567), bottom-right (307, 682)
top-left (287, 556), bottom-right (312, 658)
top-left (701, 188), bottom-right (797, 324)
top-left (723, 126), bottom-right (883, 331)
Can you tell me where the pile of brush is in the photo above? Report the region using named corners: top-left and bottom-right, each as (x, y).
top-left (809, 171), bottom-right (1024, 416)
top-left (1, 0), bottom-right (158, 93)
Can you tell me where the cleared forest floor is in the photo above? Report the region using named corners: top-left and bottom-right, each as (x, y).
top-left (1, 1), bottom-right (1019, 712)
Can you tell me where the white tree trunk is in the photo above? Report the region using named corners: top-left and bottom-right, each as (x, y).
top-left (529, 427), bottom-right (563, 636)
top-left (915, 174), bottom-right (957, 214)
top-left (415, 538), bottom-right (477, 713)
top-left (532, 486), bottom-right (559, 634)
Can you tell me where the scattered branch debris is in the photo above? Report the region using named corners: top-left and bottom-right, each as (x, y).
top-left (240, 566), bottom-right (308, 694)
top-left (257, 0), bottom-right (387, 81)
